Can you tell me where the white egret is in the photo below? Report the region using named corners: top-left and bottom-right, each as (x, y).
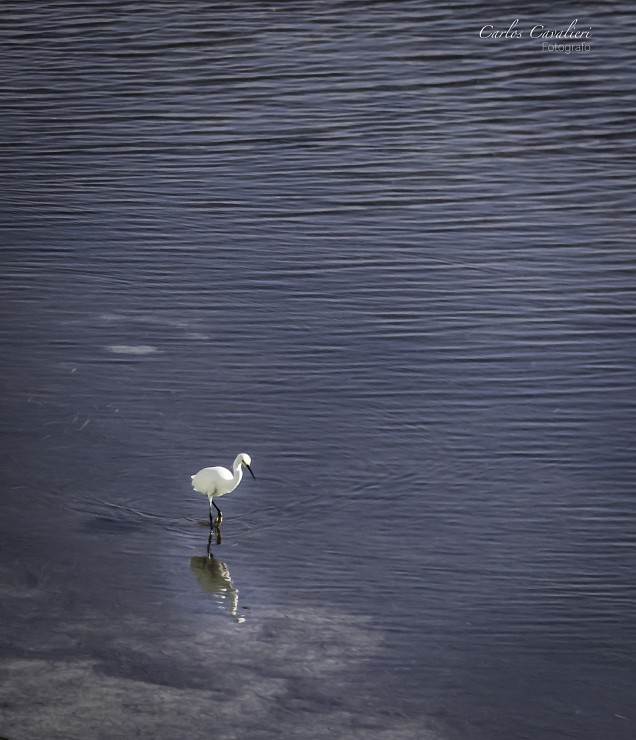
top-left (191, 453), bottom-right (255, 525)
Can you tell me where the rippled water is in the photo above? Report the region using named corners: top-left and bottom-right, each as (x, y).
top-left (1, 2), bottom-right (635, 739)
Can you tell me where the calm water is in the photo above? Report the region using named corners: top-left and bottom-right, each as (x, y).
top-left (1, 2), bottom-right (635, 738)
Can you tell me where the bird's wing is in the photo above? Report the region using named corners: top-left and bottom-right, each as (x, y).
top-left (212, 466), bottom-right (235, 482)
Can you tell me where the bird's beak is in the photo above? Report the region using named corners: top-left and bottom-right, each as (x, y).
top-left (245, 463), bottom-right (256, 480)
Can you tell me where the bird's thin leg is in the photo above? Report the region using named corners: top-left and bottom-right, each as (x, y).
top-left (212, 500), bottom-right (223, 521)
top-left (206, 523), bottom-right (221, 551)
top-left (208, 499), bottom-right (215, 527)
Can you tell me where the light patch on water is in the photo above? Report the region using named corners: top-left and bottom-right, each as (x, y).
top-left (105, 345), bottom-right (160, 355)
top-left (184, 332), bottom-right (209, 340)
top-left (0, 565), bottom-right (444, 740)
top-left (0, 654), bottom-right (437, 740)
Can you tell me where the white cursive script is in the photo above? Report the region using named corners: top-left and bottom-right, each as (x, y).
top-left (530, 20), bottom-right (592, 39)
top-left (480, 19), bottom-right (522, 38)
top-left (479, 19), bottom-right (592, 40)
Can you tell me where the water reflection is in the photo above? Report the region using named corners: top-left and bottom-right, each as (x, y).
top-left (189, 530), bottom-right (245, 623)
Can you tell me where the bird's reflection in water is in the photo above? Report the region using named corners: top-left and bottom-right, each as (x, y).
top-left (189, 529), bottom-right (245, 623)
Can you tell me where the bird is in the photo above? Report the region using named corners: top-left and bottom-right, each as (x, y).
top-left (191, 453), bottom-right (255, 525)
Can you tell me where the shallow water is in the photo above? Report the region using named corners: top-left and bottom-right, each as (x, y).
top-left (1, 2), bottom-right (635, 739)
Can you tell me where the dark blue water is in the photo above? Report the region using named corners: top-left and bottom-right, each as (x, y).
top-left (1, 2), bottom-right (635, 739)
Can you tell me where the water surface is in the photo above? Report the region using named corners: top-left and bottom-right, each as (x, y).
top-left (1, 2), bottom-right (635, 739)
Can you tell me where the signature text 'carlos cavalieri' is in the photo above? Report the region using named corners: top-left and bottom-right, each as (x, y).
top-left (479, 19), bottom-right (592, 40)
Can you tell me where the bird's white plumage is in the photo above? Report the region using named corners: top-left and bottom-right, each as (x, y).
top-left (191, 453), bottom-right (254, 521)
